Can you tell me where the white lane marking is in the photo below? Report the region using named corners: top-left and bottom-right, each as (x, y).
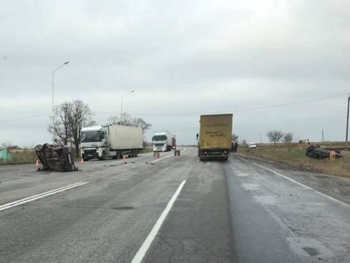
top-left (253, 163), bottom-right (350, 208)
top-left (151, 154), bottom-right (173, 163)
top-left (0, 182), bottom-right (89, 212)
top-left (150, 148), bottom-right (186, 163)
top-left (131, 180), bottom-right (187, 263)
top-left (1, 182), bottom-right (87, 208)
top-left (253, 163), bottom-right (312, 190)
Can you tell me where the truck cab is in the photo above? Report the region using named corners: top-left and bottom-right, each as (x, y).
top-left (152, 131), bottom-right (174, 152)
top-left (80, 126), bottom-right (108, 160)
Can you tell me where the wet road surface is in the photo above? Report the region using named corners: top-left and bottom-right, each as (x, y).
top-left (0, 148), bottom-right (350, 262)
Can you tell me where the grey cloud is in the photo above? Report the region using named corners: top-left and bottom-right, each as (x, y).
top-left (158, 49), bottom-right (350, 83)
top-left (1, 0), bottom-right (350, 146)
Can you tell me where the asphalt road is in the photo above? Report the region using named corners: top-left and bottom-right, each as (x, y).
top-left (1, 148), bottom-right (350, 262)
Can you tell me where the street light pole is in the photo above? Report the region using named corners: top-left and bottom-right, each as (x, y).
top-left (52, 61), bottom-right (69, 130)
top-left (346, 94), bottom-right (350, 150)
top-left (120, 90), bottom-right (135, 122)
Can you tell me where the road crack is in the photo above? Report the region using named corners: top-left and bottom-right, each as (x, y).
top-left (156, 235), bottom-right (177, 263)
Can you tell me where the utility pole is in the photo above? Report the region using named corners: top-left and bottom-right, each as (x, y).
top-left (322, 129), bottom-right (324, 142)
top-left (51, 61), bottom-right (69, 141)
top-left (346, 94), bottom-right (350, 150)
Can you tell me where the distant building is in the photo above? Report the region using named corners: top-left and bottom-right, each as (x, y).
top-left (0, 148), bottom-right (12, 163)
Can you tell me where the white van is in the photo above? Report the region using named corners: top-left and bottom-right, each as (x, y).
top-left (248, 142), bottom-right (257, 149)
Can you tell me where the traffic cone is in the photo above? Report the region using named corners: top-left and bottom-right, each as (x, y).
top-left (35, 160), bottom-right (40, 168)
top-left (153, 152), bottom-right (160, 159)
top-left (80, 158), bottom-right (84, 165)
top-left (123, 155), bottom-right (126, 164)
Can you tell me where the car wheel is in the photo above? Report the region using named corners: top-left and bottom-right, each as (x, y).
top-left (34, 144), bottom-right (43, 152)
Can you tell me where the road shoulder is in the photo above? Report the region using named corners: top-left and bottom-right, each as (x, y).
top-left (233, 153), bottom-right (350, 207)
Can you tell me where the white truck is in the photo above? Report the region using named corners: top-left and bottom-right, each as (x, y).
top-left (80, 124), bottom-right (143, 161)
top-left (152, 131), bottom-right (176, 152)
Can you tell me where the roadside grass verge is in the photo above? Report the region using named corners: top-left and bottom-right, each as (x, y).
top-left (1, 148), bottom-right (80, 165)
top-left (0, 149), bottom-right (37, 165)
top-left (238, 144), bottom-right (350, 178)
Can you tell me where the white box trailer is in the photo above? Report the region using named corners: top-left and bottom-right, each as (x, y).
top-left (80, 124), bottom-right (143, 161)
top-left (109, 125), bottom-right (143, 150)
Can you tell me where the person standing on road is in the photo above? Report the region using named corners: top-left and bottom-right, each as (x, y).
top-left (234, 141), bottom-right (238, 153)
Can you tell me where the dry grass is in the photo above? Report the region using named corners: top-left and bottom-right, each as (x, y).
top-left (4, 149), bottom-right (38, 165)
top-left (238, 143), bottom-right (350, 178)
top-left (2, 148), bottom-right (81, 165)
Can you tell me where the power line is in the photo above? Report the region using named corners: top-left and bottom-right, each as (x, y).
top-left (233, 93), bottom-right (346, 112)
top-left (1, 93), bottom-right (346, 122)
top-left (0, 114), bottom-right (48, 123)
top-left (95, 93), bottom-right (347, 116)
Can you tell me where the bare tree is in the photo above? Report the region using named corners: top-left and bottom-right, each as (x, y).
top-left (69, 100), bottom-right (96, 156)
top-left (131, 117), bottom-right (152, 134)
top-left (232, 134), bottom-right (239, 141)
top-left (283, 132), bottom-right (294, 151)
top-left (48, 102), bottom-right (72, 145)
top-left (107, 115), bottom-right (119, 125)
top-left (267, 130), bottom-right (284, 145)
top-left (283, 132), bottom-right (294, 144)
top-left (107, 113), bottom-right (151, 134)
top-left (108, 113), bottom-right (133, 126)
top-left (49, 100), bottom-right (95, 156)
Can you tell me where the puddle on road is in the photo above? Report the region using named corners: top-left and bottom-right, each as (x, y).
top-left (303, 247), bottom-right (319, 256)
top-left (236, 172), bottom-right (250, 177)
top-left (287, 237), bottom-right (334, 259)
top-left (253, 195), bottom-right (276, 205)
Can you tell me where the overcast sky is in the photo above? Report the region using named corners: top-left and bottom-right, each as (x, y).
top-left (1, 0), bottom-right (350, 147)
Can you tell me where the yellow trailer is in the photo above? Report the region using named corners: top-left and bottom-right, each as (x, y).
top-left (197, 114), bottom-right (233, 161)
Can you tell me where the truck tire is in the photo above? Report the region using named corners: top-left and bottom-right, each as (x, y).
top-left (135, 150), bottom-right (138, 157)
